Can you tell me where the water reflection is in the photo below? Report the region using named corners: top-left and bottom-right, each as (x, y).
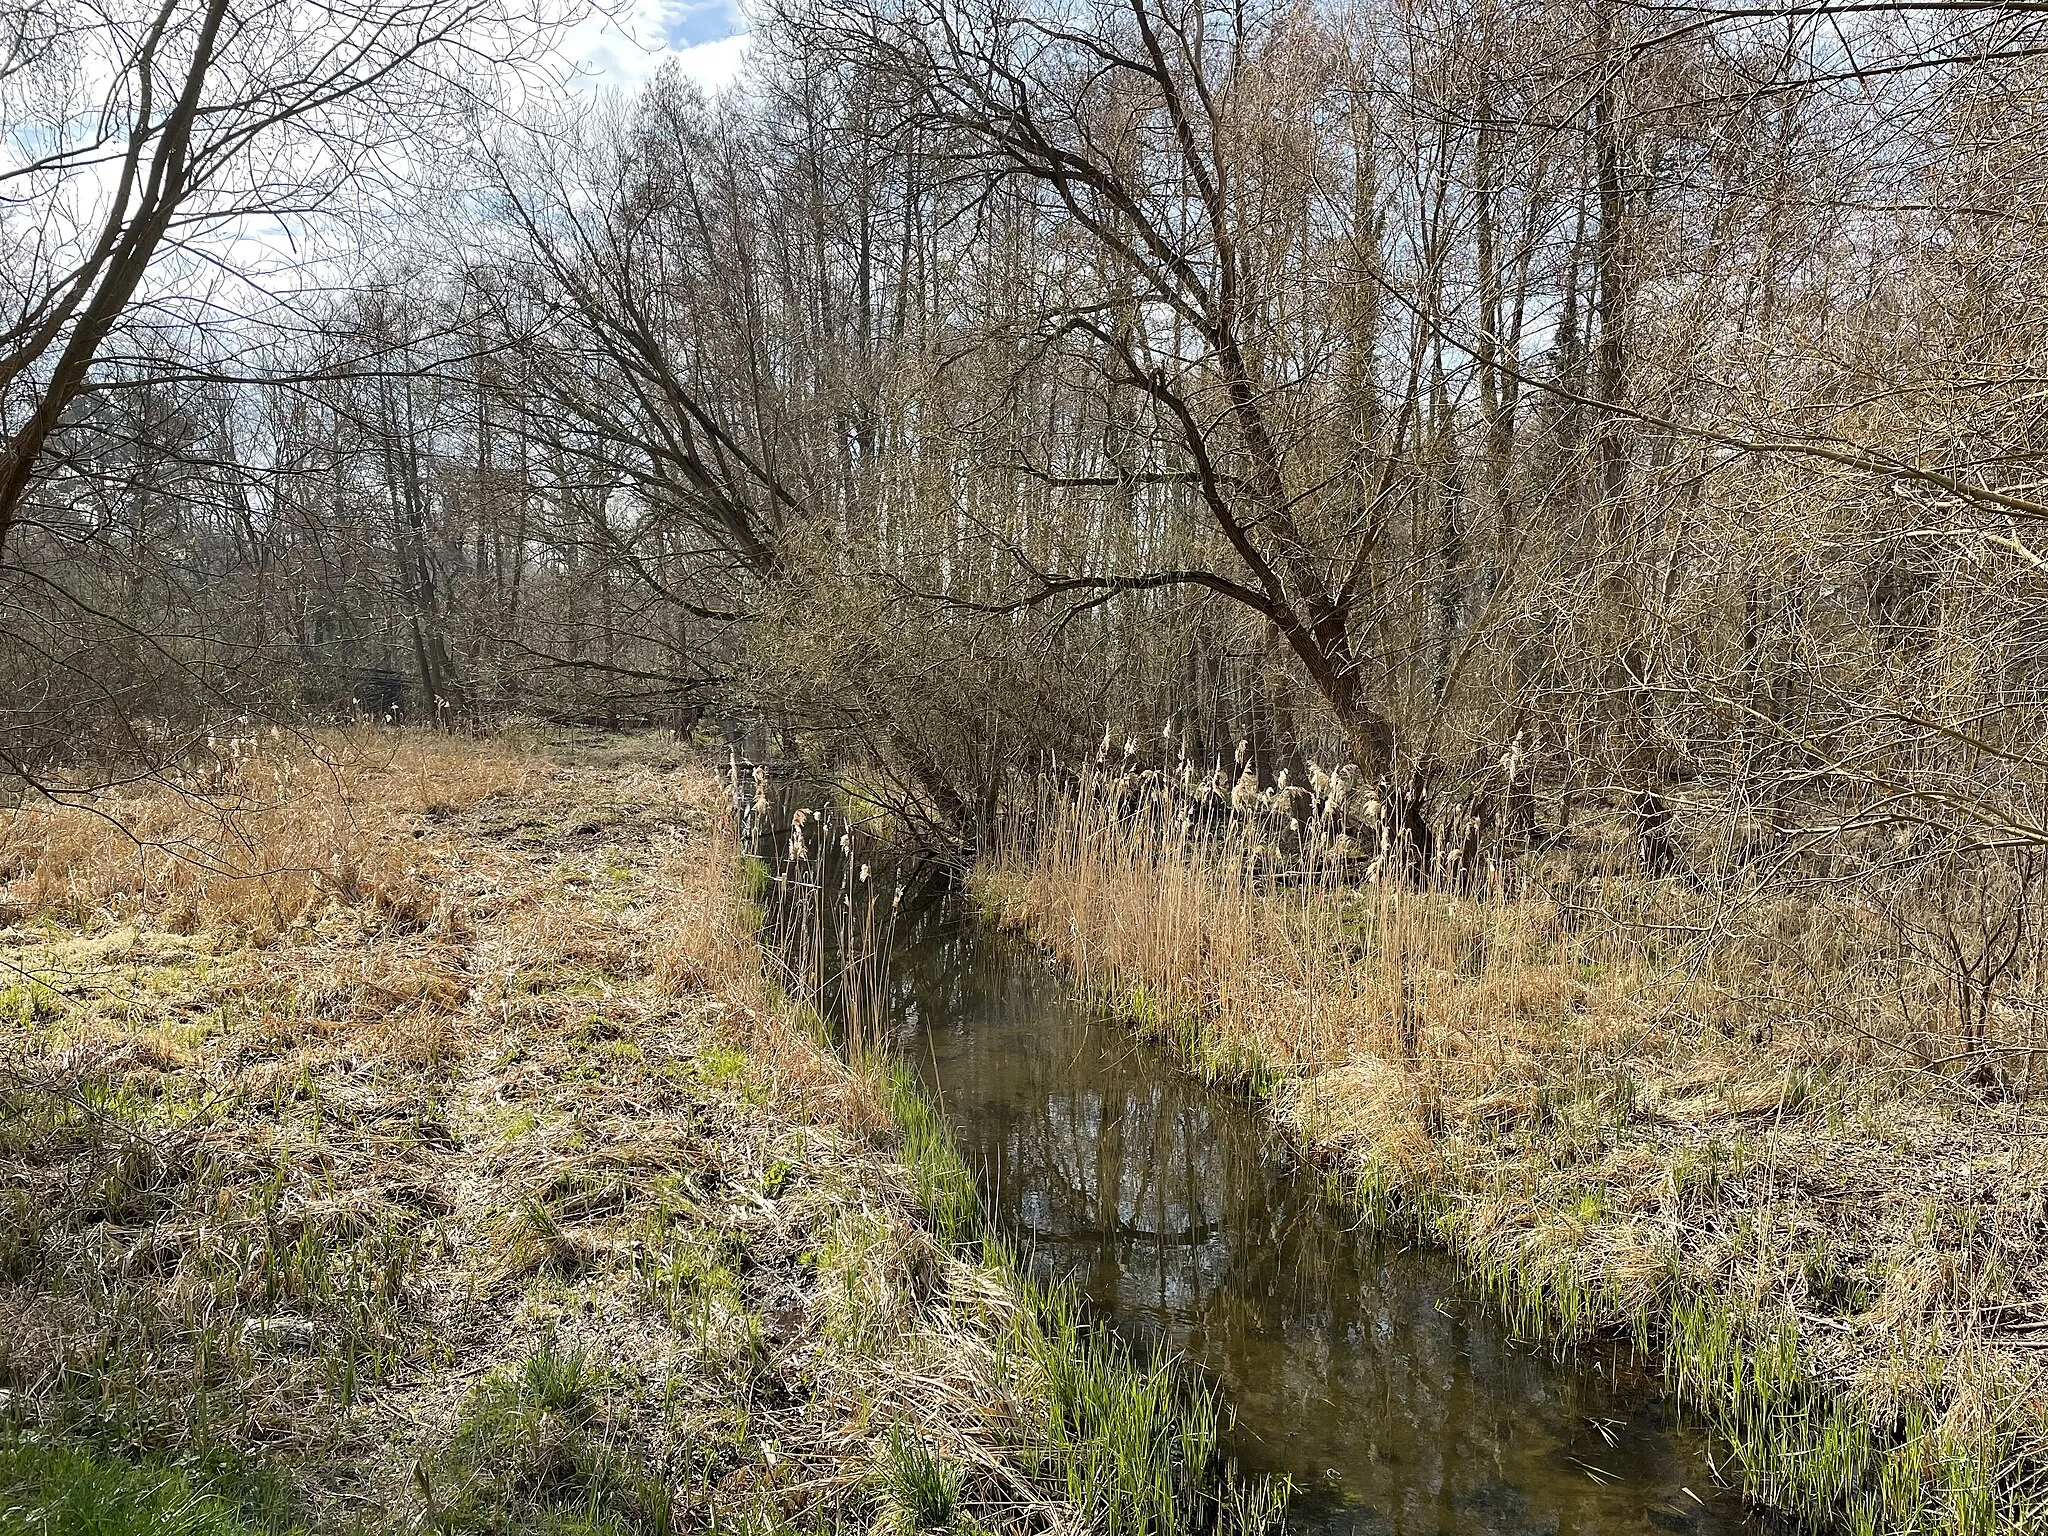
top-left (882, 889), bottom-right (1754, 1536)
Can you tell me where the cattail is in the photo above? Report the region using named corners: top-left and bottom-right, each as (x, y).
top-left (1230, 765), bottom-right (1258, 817)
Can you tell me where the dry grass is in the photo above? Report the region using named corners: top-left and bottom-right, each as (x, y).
top-left (0, 726), bottom-right (540, 940)
top-left (982, 772), bottom-right (2048, 1536)
top-left (0, 729), bottom-right (1243, 1534)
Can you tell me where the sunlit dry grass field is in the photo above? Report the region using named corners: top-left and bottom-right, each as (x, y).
top-left (983, 776), bottom-right (2048, 1536)
top-left (0, 730), bottom-right (1274, 1536)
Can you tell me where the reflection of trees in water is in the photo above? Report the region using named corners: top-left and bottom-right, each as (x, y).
top-left (884, 904), bottom-right (1734, 1536)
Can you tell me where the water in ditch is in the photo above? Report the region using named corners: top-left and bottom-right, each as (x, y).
top-left (767, 834), bottom-right (1756, 1534)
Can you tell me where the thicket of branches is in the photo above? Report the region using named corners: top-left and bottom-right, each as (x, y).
top-left (6, 0), bottom-right (2048, 886)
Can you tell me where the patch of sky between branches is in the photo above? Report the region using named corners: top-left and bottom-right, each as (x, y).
top-left (567, 0), bottom-right (752, 92)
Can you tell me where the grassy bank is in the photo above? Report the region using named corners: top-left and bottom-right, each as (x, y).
top-left (981, 778), bottom-right (2048, 1536)
top-left (0, 729), bottom-right (1277, 1535)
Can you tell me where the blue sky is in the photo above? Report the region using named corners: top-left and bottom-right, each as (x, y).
top-left (652, 0), bottom-right (746, 48)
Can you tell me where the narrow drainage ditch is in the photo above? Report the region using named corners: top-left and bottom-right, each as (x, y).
top-left (753, 802), bottom-right (1759, 1534)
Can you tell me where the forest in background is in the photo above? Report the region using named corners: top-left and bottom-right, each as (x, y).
top-left (7, 0), bottom-right (2048, 970)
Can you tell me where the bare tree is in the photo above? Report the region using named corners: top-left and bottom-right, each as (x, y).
top-left (0, 0), bottom-right (565, 557)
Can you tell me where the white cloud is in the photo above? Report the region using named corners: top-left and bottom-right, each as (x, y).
top-left (666, 32), bottom-right (752, 90)
top-left (561, 0), bottom-right (752, 93)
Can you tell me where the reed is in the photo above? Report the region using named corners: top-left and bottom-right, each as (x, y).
top-left (743, 763), bottom-right (1292, 1534)
top-left (746, 786), bottom-right (903, 1061)
top-left (982, 766), bottom-right (2048, 1536)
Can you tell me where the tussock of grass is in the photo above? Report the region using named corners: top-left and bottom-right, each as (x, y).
top-left (997, 1276), bottom-right (1289, 1536)
top-left (984, 775), bottom-right (2048, 1535)
top-left (879, 1426), bottom-right (966, 1532)
top-left (879, 1061), bottom-right (979, 1248)
top-left (414, 1338), bottom-right (677, 1536)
